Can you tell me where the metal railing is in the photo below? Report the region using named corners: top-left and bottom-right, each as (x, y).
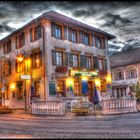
top-left (32, 100), bottom-right (64, 115)
top-left (101, 98), bottom-right (137, 114)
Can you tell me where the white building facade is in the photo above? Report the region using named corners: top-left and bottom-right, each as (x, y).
top-left (0, 11), bottom-right (115, 109)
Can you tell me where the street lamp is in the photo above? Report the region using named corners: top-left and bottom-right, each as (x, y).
top-left (17, 50), bottom-right (30, 111)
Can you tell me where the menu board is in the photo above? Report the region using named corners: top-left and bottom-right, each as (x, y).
top-left (49, 81), bottom-right (56, 96)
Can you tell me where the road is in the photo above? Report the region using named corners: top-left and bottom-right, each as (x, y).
top-left (0, 111), bottom-right (140, 139)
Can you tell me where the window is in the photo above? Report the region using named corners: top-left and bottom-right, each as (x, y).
top-left (99, 58), bottom-right (104, 70)
top-left (74, 81), bottom-right (80, 96)
top-left (4, 40), bottom-right (11, 54)
top-left (34, 81), bottom-right (40, 97)
top-left (3, 61), bottom-right (11, 76)
top-left (95, 36), bottom-right (102, 48)
top-left (114, 71), bottom-right (124, 81)
top-left (57, 80), bottom-right (65, 96)
top-left (34, 24), bottom-right (42, 40)
top-left (19, 32), bottom-right (25, 48)
top-left (72, 54), bottom-right (79, 67)
top-left (56, 51), bottom-right (63, 66)
top-left (79, 31), bottom-right (90, 45)
top-left (32, 51), bottom-right (42, 69)
top-left (68, 28), bottom-right (77, 43)
top-left (126, 69), bottom-right (137, 79)
top-left (52, 23), bottom-right (62, 39)
top-left (16, 60), bottom-right (24, 73)
top-left (85, 56), bottom-right (92, 69)
top-left (52, 50), bottom-right (63, 66)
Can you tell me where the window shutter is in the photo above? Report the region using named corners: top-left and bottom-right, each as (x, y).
top-left (79, 31), bottom-right (83, 43)
top-left (52, 50), bottom-right (56, 66)
top-left (104, 58), bottom-right (108, 71)
top-left (30, 53), bottom-right (33, 68)
top-left (38, 24), bottom-right (42, 39)
top-left (126, 70), bottom-right (129, 79)
top-left (64, 52), bottom-right (69, 66)
top-left (8, 61), bottom-right (11, 75)
top-left (23, 32), bottom-right (25, 46)
top-left (93, 56), bottom-right (99, 70)
top-left (92, 34), bottom-right (95, 47)
top-left (51, 23), bottom-right (55, 37)
top-left (80, 55), bottom-right (85, 68)
top-left (64, 27), bottom-right (68, 40)
top-left (69, 53), bottom-right (73, 67)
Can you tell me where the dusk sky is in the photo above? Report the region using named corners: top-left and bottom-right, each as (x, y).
top-left (0, 1), bottom-right (140, 53)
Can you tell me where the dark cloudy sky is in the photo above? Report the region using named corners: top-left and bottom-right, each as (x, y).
top-left (0, 1), bottom-right (140, 53)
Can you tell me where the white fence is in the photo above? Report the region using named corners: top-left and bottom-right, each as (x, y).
top-left (101, 98), bottom-right (137, 115)
top-left (32, 100), bottom-right (64, 115)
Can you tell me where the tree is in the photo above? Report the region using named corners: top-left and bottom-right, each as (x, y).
top-left (131, 82), bottom-right (140, 102)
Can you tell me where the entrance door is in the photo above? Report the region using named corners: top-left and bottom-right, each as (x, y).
top-left (17, 82), bottom-right (24, 99)
top-left (88, 82), bottom-right (94, 103)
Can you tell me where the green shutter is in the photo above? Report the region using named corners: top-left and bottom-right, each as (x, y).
top-left (92, 33), bottom-right (95, 47)
top-left (80, 55), bottom-right (85, 68)
top-left (69, 53), bottom-right (73, 67)
top-left (52, 50), bottom-right (56, 66)
top-left (64, 52), bottom-right (69, 66)
top-left (51, 22), bottom-right (55, 37)
top-left (93, 56), bottom-right (99, 70)
top-left (64, 26), bottom-right (68, 40)
top-left (104, 58), bottom-right (108, 71)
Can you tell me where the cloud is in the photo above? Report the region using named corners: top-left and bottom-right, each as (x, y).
top-left (0, 1), bottom-right (139, 54)
top-left (0, 21), bottom-right (15, 33)
top-left (101, 13), bottom-right (133, 28)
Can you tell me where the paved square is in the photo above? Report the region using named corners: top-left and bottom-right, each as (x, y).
top-left (0, 111), bottom-right (140, 139)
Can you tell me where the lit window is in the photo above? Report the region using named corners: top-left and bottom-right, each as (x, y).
top-left (16, 61), bottom-right (24, 73)
top-left (74, 81), bottom-right (80, 96)
top-left (32, 51), bottom-right (42, 69)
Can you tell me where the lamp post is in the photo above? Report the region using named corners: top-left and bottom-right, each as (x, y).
top-left (17, 50), bottom-right (30, 111)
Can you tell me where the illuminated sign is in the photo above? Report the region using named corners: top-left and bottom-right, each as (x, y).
top-left (70, 70), bottom-right (98, 77)
top-left (21, 75), bottom-right (31, 80)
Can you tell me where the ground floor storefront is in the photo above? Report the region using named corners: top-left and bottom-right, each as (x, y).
top-left (48, 68), bottom-right (112, 101)
top-left (0, 68), bottom-right (112, 109)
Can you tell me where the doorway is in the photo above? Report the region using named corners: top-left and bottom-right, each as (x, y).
top-left (17, 81), bottom-right (24, 99)
top-left (88, 81), bottom-right (94, 103)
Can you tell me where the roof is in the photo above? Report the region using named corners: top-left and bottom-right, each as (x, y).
top-left (0, 11), bottom-right (115, 43)
top-left (110, 48), bottom-right (140, 68)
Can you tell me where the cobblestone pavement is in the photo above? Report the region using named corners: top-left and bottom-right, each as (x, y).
top-left (0, 110), bottom-right (140, 139)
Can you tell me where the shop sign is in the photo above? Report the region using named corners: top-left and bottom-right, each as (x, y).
top-left (21, 75), bottom-right (31, 80)
top-left (55, 66), bottom-right (68, 73)
top-left (70, 69), bottom-right (98, 77)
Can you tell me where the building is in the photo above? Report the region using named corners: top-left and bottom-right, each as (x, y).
top-left (0, 11), bottom-right (115, 108)
top-left (110, 48), bottom-right (140, 98)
